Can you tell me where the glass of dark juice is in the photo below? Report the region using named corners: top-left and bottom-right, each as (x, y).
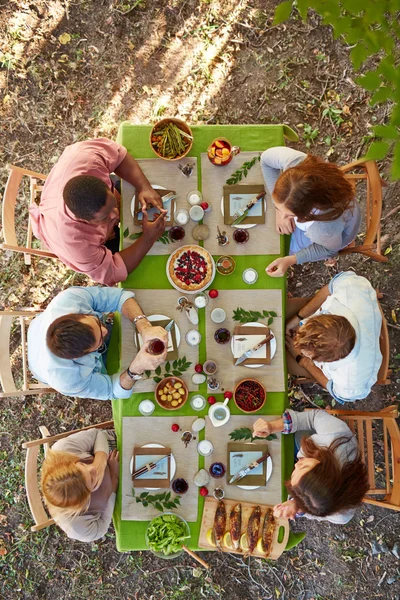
top-left (214, 328), bottom-right (231, 344)
top-left (233, 229), bottom-right (249, 244)
top-left (209, 462), bottom-right (226, 478)
top-left (168, 226), bottom-right (185, 242)
top-left (172, 478), bottom-right (189, 494)
top-left (147, 339), bottom-right (166, 355)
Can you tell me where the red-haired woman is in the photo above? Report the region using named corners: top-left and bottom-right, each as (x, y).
top-left (260, 147), bottom-right (360, 276)
top-left (253, 410), bottom-right (369, 523)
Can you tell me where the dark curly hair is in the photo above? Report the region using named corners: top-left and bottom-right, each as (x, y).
top-left (63, 175), bottom-right (109, 221)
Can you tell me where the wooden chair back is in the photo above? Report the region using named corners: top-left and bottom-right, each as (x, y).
top-left (1, 164), bottom-right (57, 264)
top-left (326, 405), bottom-right (400, 511)
top-left (22, 421), bottom-right (114, 532)
top-left (339, 158), bottom-right (388, 263)
top-left (285, 296), bottom-right (391, 386)
top-left (0, 309), bottom-right (54, 398)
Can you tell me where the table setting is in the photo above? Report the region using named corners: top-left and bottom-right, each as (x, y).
top-left (108, 121), bottom-right (296, 556)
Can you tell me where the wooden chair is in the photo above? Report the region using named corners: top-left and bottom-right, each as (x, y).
top-left (22, 421), bottom-right (114, 532)
top-left (286, 296), bottom-right (391, 386)
top-left (1, 164), bottom-right (57, 265)
top-left (0, 309), bottom-right (54, 398)
top-left (326, 405), bottom-right (400, 511)
top-left (339, 158), bottom-right (388, 263)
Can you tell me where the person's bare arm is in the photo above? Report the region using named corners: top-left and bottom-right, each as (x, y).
top-left (286, 284), bottom-right (331, 332)
top-left (114, 153), bottom-right (163, 210)
top-left (117, 209), bottom-right (167, 274)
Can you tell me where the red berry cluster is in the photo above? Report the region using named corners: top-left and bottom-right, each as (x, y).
top-left (175, 250), bottom-right (207, 286)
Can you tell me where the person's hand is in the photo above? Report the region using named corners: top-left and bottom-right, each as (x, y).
top-left (253, 418), bottom-right (273, 438)
top-left (137, 185), bottom-right (164, 211)
top-left (129, 341), bottom-right (167, 374)
top-left (275, 210), bottom-right (295, 235)
top-left (141, 208), bottom-right (168, 243)
top-left (273, 499), bottom-right (298, 520)
top-left (140, 325), bottom-right (168, 348)
top-left (266, 255), bottom-right (296, 277)
top-left (285, 314), bottom-right (300, 336)
top-left (285, 333), bottom-right (299, 359)
top-left (108, 450), bottom-right (120, 492)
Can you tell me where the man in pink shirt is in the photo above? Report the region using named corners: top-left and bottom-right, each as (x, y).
top-left (29, 138), bottom-right (167, 285)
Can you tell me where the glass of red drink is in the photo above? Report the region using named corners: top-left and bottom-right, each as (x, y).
top-left (233, 229), bottom-right (249, 244)
top-left (147, 339), bottom-right (166, 355)
top-left (168, 226), bottom-right (185, 242)
top-left (214, 328), bottom-right (231, 344)
top-left (207, 137), bottom-right (240, 166)
top-left (172, 478), bottom-right (189, 494)
top-left (209, 462), bottom-right (226, 478)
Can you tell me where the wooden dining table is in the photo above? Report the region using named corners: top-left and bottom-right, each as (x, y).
top-left (107, 122), bottom-right (297, 552)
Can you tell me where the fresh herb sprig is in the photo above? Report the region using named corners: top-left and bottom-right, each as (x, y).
top-left (229, 427), bottom-right (277, 443)
top-left (123, 229), bottom-right (171, 244)
top-left (144, 357), bottom-right (192, 383)
top-left (233, 307), bottom-right (277, 326)
top-left (132, 489), bottom-right (181, 512)
top-left (226, 154), bottom-right (261, 185)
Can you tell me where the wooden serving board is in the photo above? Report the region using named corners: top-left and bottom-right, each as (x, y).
top-left (198, 497), bottom-right (289, 560)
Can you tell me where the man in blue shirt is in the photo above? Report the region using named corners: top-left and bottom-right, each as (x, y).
top-left (28, 286), bottom-right (168, 400)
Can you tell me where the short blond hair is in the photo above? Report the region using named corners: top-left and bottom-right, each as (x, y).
top-left (295, 314), bottom-right (356, 362)
top-left (41, 450), bottom-right (91, 520)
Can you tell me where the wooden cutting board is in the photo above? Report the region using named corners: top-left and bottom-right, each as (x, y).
top-left (198, 497), bottom-right (289, 560)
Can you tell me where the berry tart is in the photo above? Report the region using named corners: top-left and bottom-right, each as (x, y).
top-left (168, 244), bottom-right (214, 292)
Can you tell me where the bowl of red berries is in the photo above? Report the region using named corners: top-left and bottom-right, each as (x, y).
top-left (233, 379), bottom-right (266, 413)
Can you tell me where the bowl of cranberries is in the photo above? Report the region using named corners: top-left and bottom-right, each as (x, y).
top-left (233, 378), bottom-right (266, 413)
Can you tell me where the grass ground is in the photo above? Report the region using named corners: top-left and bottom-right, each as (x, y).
top-left (1, 1), bottom-right (400, 599)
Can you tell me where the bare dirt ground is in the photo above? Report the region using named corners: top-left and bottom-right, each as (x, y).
top-left (1, 1), bottom-right (400, 599)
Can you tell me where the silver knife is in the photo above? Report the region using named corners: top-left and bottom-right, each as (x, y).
top-left (231, 191), bottom-right (266, 224)
top-left (132, 453), bottom-right (171, 479)
top-left (234, 333), bottom-right (274, 366)
top-left (229, 452), bottom-right (270, 484)
top-left (165, 319), bottom-right (174, 332)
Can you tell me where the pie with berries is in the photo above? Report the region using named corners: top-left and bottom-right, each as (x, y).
top-left (168, 245), bottom-right (214, 291)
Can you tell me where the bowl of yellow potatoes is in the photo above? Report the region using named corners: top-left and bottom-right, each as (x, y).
top-left (155, 377), bottom-right (189, 411)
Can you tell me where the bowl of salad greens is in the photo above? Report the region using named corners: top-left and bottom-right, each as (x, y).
top-left (145, 512), bottom-right (191, 559)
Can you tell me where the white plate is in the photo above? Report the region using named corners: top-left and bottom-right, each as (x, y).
top-left (130, 184), bottom-right (167, 218)
top-left (134, 314), bottom-right (181, 348)
top-left (220, 196), bottom-right (266, 229)
top-left (231, 322), bottom-right (277, 368)
top-left (166, 244), bottom-right (216, 295)
top-left (237, 455), bottom-right (273, 490)
top-left (130, 443), bottom-right (176, 491)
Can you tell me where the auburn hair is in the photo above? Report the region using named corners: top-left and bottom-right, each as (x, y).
top-left (41, 450), bottom-right (91, 520)
top-left (286, 436), bottom-right (369, 517)
top-left (294, 314), bottom-right (356, 362)
top-left (273, 154), bottom-right (355, 222)
top-left (46, 314), bottom-right (96, 359)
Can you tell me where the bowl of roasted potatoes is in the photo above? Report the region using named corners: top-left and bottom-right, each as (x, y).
top-left (155, 377), bottom-right (189, 410)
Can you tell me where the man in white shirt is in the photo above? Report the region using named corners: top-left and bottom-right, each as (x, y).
top-left (285, 271), bottom-right (382, 403)
top-left (28, 286), bottom-right (168, 400)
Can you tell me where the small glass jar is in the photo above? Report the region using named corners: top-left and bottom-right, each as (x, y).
top-left (190, 394), bottom-right (207, 411)
top-left (203, 360), bottom-right (217, 375)
top-left (187, 190), bottom-right (202, 206)
top-left (186, 329), bottom-right (201, 346)
top-left (243, 268), bottom-right (258, 284)
top-left (138, 399), bottom-right (155, 416)
top-left (197, 440), bottom-right (214, 456)
top-left (174, 208), bottom-right (190, 225)
top-left (194, 292), bottom-right (209, 309)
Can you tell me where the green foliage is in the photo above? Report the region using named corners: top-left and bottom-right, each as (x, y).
top-left (302, 123), bottom-right (320, 148)
top-left (273, 0), bottom-right (400, 178)
top-left (147, 357), bottom-right (192, 383)
top-left (132, 489), bottom-right (181, 511)
top-left (122, 228), bottom-right (171, 243)
top-left (229, 427), bottom-right (277, 442)
top-left (226, 154), bottom-right (261, 185)
top-left (233, 307), bottom-right (277, 325)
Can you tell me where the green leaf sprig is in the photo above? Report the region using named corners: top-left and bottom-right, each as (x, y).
top-left (123, 229), bottom-right (171, 244)
top-left (144, 357), bottom-right (192, 383)
top-left (226, 154), bottom-right (261, 185)
top-left (229, 427), bottom-right (277, 443)
top-left (233, 307), bottom-right (277, 326)
top-left (132, 489), bottom-right (181, 512)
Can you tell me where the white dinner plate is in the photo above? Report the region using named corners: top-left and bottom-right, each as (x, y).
top-left (130, 184), bottom-right (167, 218)
top-left (237, 455), bottom-right (273, 491)
top-left (166, 245), bottom-right (216, 295)
top-left (134, 314), bottom-right (181, 348)
top-left (220, 196), bottom-right (267, 229)
top-left (130, 443), bottom-right (176, 491)
top-left (231, 322), bottom-right (277, 368)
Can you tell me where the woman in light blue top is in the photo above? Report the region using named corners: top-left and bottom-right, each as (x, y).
top-left (260, 147), bottom-right (361, 276)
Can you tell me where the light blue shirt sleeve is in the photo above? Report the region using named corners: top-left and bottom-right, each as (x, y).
top-left (260, 146), bottom-right (307, 195)
top-left (50, 286), bottom-right (135, 315)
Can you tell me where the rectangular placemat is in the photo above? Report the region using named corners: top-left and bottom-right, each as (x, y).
top-left (223, 184), bottom-right (265, 226)
top-left (205, 289), bottom-right (285, 393)
top-left (204, 415), bottom-right (282, 505)
top-left (122, 416), bottom-right (199, 521)
top-left (122, 157), bottom-right (198, 255)
top-left (120, 289), bottom-right (200, 392)
top-left (132, 446), bottom-right (171, 488)
top-left (200, 152), bottom-right (280, 256)
top-left (233, 325), bottom-right (271, 365)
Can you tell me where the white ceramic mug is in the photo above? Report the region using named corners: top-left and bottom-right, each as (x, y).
top-left (208, 398), bottom-right (230, 427)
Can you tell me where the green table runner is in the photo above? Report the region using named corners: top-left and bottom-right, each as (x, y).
top-left (109, 123), bottom-right (296, 552)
